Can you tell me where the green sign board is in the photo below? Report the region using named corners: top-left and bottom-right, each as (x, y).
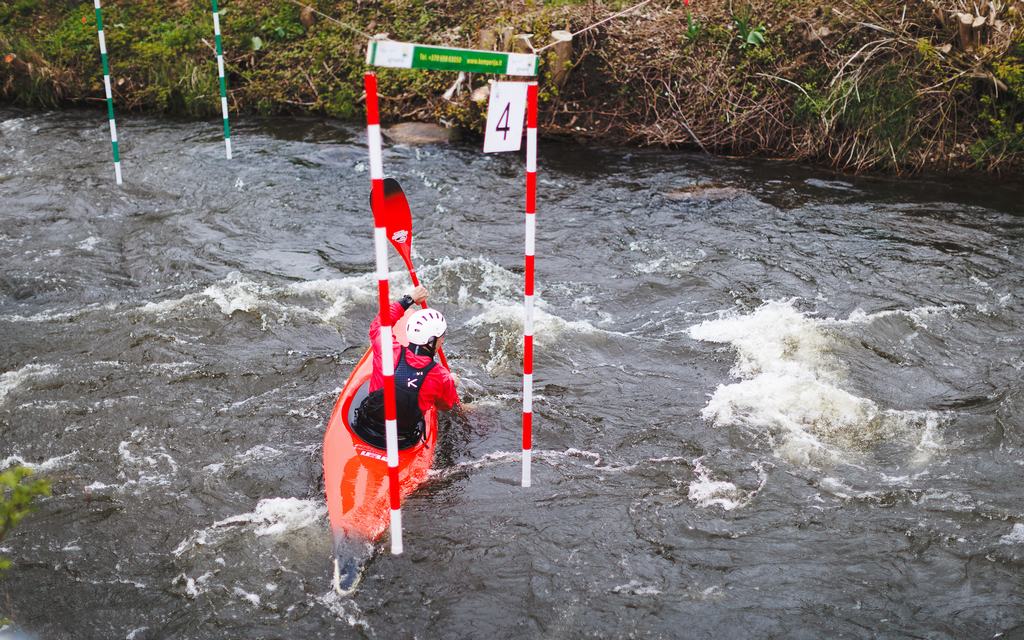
top-left (367, 40), bottom-right (538, 76)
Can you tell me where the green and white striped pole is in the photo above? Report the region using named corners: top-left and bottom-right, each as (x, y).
top-left (210, 0), bottom-right (232, 159)
top-left (93, 0), bottom-right (122, 184)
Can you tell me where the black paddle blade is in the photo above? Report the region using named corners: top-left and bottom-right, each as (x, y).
top-left (368, 177), bottom-right (408, 211)
top-left (383, 177), bottom-right (404, 200)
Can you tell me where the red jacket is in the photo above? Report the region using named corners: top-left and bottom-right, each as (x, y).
top-left (369, 301), bottom-right (459, 413)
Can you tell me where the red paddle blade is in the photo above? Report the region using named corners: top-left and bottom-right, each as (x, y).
top-left (377, 177), bottom-right (414, 268)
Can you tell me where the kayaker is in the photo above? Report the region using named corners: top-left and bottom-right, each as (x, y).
top-left (353, 285), bottom-right (459, 448)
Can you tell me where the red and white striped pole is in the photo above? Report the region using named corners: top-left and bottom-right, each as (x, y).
top-left (364, 72), bottom-right (403, 554)
top-left (522, 82), bottom-right (538, 488)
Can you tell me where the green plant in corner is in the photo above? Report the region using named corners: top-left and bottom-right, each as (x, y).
top-left (2, 465), bottom-right (49, 624)
top-left (0, 465), bottom-right (51, 574)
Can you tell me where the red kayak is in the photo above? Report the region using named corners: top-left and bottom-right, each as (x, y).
top-left (323, 312), bottom-right (438, 593)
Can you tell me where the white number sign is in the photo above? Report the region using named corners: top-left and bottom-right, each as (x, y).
top-left (483, 81), bottom-right (529, 153)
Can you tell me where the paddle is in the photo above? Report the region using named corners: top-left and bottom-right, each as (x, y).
top-left (374, 177), bottom-right (451, 370)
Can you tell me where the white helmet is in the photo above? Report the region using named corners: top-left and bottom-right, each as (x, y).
top-left (407, 308), bottom-right (447, 345)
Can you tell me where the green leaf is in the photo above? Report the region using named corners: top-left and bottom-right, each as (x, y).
top-left (251, 36), bottom-right (263, 51)
top-left (0, 466), bottom-right (50, 544)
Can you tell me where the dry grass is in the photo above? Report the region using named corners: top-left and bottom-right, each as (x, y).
top-left (533, 0), bottom-right (1024, 173)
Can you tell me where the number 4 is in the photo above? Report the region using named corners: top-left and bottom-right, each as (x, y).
top-left (495, 103), bottom-right (511, 140)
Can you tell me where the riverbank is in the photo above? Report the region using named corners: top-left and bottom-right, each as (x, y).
top-left (2, 0), bottom-right (1022, 175)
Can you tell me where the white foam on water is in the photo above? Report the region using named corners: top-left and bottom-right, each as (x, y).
top-left (1, 301), bottom-right (121, 324)
top-left (246, 498), bottom-right (326, 536)
top-left (318, 590), bottom-right (373, 631)
top-left (283, 274), bottom-right (388, 322)
top-left (434, 256), bottom-right (619, 333)
top-left (688, 459), bottom-right (743, 510)
top-left (118, 440), bottom-right (139, 465)
top-left (233, 587), bottom-right (261, 607)
top-left (173, 571), bottom-right (216, 599)
top-left (76, 236), bottom-right (100, 251)
top-left (908, 410), bottom-right (944, 463)
top-left (137, 271), bottom-right (391, 327)
top-left (174, 497), bottom-right (326, 556)
top-left (114, 431), bottom-right (181, 491)
top-left (145, 361), bottom-right (200, 375)
top-left (431, 448), bottom-right (605, 478)
top-left (430, 448), bottom-right (692, 480)
top-left (467, 391), bottom-right (547, 409)
top-left (139, 293), bottom-right (206, 316)
top-left (126, 627), bottom-right (148, 640)
top-left (689, 300), bottom-right (949, 467)
top-left (628, 241), bottom-right (706, 278)
top-left (610, 579), bottom-right (662, 596)
top-left (1, 451), bottom-right (76, 472)
top-left (917, 488), bottom-right (978, 512)
top-left (420, 256), bottom-right (522, 303)
top-left (804, 178), bottom-right (858, 191)
top-left (688, 458), bottom-right (769, 510)
top-left (819, 476), bottom-right (873, 500)
top-left (1000, 523), bottom-right (1024, 545)
top-left (688, 479), bottom-right (743, 510)
top-left (465, 304), bottom-right (612, 373)
top-left (0, 117), bottom-right (27, 132)
top-left (633, 255), bottom-right (698, 276)
top-left (836, 304), bottom-right (964, 328)
top-left (879, 472), bottom-right (913, 485)
top-left (466, 303), bottom-right (611, 338)
top-left (0, 363), bottom-right (57, 405)
top-left (235, 445), bottom-right (284, 463)
top-left (202, 275), bottom-right (272, 316)
top-left (426, 255), bottom-right (619, 337)
top-left (128, 257), bottom-right (606, 353)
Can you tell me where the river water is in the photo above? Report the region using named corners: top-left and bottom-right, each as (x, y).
top-left (1, 108), bottom-right (1022, 639)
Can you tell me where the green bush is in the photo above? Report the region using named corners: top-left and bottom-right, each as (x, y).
top-left (0, 465), bottom-right (51, 573)
top-left (970, 41), bottom-right (1024, 167)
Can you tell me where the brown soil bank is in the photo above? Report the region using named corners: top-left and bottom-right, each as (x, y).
top-left (2, 0), bottom-right (1022, 175)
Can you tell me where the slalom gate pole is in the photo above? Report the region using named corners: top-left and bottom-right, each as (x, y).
top-left (522, 82), bottom-right (538, 488)
top-left (365, 72), bottom-right (403, 554)
top-left (210, 0), bottom-right (232, 158)
top-left (93, 0), bottom-right (121, 184)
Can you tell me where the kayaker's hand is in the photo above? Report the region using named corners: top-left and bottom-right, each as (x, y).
top-left (410, 285), bottom-right (428, 305)
top-left (451, 401), bottom-right (472, 420)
